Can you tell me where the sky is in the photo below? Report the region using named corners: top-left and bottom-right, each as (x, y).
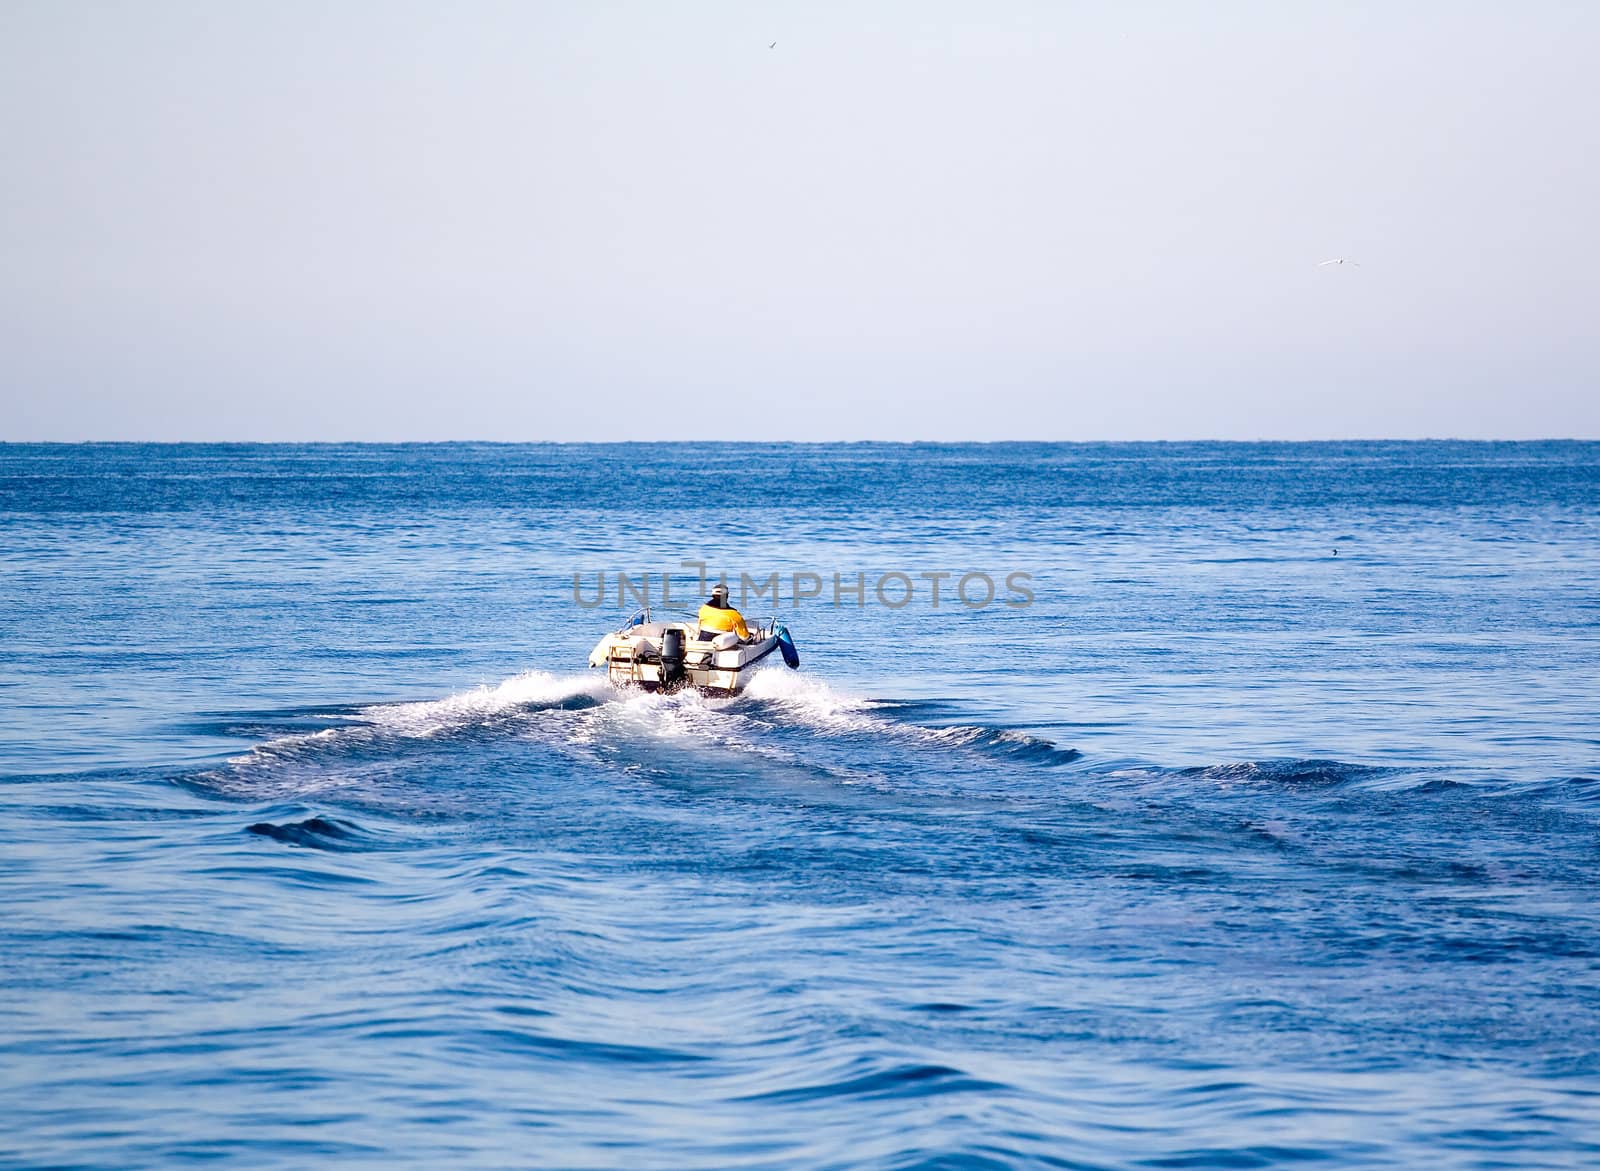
top-left (1, 1), bottom-right (1596, 441)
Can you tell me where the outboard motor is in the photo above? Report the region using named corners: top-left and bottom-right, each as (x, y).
top-left (660, 628), bottom-right (687, 691)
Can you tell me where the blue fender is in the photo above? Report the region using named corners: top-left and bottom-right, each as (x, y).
top-left (775, 623), bottom-right (800, 669)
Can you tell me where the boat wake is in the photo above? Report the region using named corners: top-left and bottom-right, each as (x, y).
top-left (183, 668), bottom-right (1082, 811)
top-left (357, 670), bottom-right (616, 738)
top-left (183, 668), bottom-right (1552, 821)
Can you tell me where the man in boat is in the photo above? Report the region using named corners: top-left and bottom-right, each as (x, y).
top-left (698, 584), bottom-right (750, 641)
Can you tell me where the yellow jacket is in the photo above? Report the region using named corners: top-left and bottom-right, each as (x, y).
top-left (698, 603), bottom-right (750, 640)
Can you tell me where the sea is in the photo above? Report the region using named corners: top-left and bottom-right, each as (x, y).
top-left (2, 441), bottom-right (1597, 1169)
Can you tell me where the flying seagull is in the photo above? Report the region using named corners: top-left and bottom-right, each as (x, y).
top-left (1318, 258), bottom-right (1359, 266)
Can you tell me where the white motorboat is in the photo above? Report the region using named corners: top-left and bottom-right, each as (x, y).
top-left (588, 609), bottom-right (800, 694)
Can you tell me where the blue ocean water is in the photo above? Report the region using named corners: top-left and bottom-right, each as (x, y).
top-left (2, 441), bottom-right (1598, 1169)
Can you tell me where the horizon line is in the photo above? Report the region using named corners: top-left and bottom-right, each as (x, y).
top-left (3, 437), bottom-right (1599, 448)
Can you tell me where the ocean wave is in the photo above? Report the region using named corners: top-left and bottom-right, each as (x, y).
top-left (734, 1061), bottom-right (1007, 1104)
top-left (245, 815), bottom-right (388, 852)
top-left (1175, 759), bottom-right (1403, 789)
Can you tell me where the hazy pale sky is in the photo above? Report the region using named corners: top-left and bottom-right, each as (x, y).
top-left (2, 1), bottom-right (1596, 441)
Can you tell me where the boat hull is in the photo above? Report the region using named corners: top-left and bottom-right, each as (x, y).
top-left (589, 623), bottom-right (782, 695)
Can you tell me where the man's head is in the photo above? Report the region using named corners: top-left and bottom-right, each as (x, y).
top-left (709, 584), bottom-right (730, 607)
